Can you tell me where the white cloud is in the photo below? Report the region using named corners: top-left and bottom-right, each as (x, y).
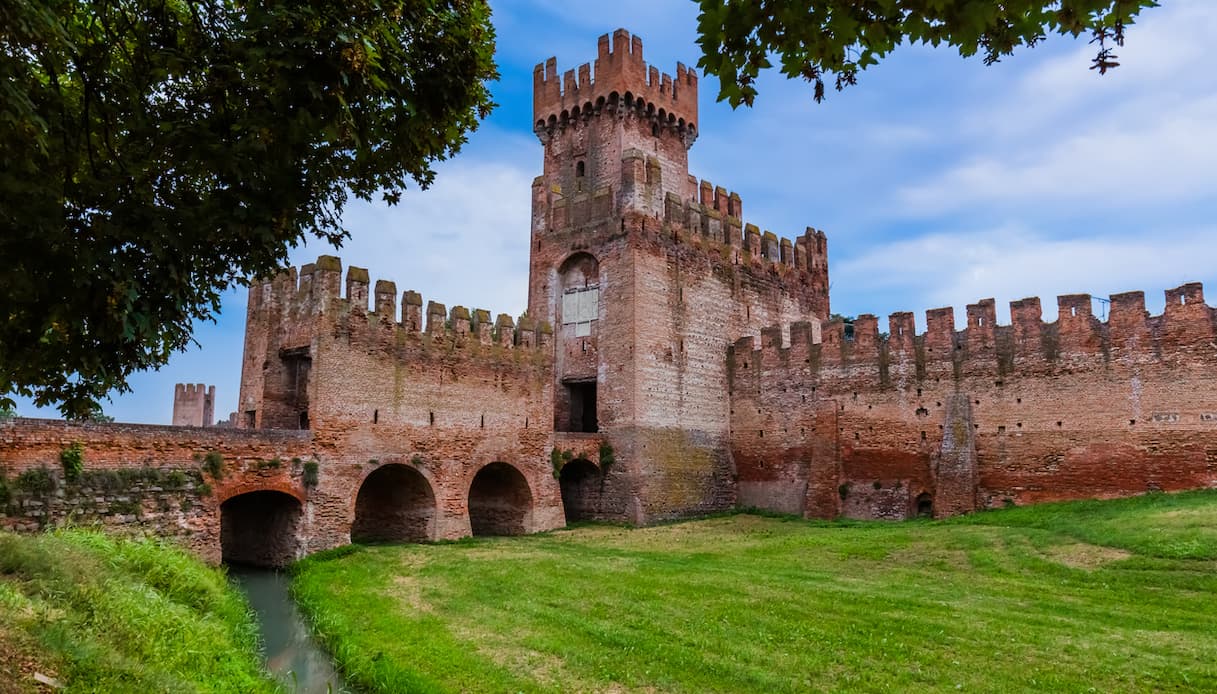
top-left (294, 138), bottom-right (536, 319)
top-left (898, 94), bottom-right (1217, 212)
top-left (896, 1), bottom-right (1217, 216)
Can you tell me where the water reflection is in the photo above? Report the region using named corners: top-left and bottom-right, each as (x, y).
top-left (228, 566), bottom-right (349, 694)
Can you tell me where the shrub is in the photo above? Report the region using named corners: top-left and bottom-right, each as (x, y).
top-left (256, 457), bottom-right (282, 470)
top-left (60, 442), bottom-right (84, 482)
top-left (0, 473), bottom-right (9, 506)
top-left (164, 470), bottom-right (187, 489)
top-left (302, 460), bottom-right (320, 488)
top-left (201, 451), bottom-right (224, 480)
top-left (16, 466), bottom-right (55, 495)
top-left (599, 442), bottom-right (615, 470)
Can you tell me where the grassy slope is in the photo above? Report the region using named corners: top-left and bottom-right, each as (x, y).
top-left (0, 529), bottom-right (278, 694)
top-left (293, 490), bottom-right (1217, 693)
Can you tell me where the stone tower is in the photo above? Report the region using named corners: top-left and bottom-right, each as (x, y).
top-left (529, 29), bottom-right (831, 523)
top-left (172, 383), bottom-right (215, 427)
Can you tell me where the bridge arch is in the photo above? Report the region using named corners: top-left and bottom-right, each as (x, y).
top-left (558, 458), bottom-right (603, 523)
top-left (467, 462), bottom-right (533, 536)
top-left (351, 463), bottom-right (437, 543)
top-left (220, 489), bottom-right (303, 567)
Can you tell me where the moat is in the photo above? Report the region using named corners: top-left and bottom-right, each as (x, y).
top-left (229, 566), bottom-right (348, 693)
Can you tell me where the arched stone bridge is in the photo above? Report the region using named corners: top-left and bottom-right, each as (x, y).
top-left (0, 420), bottom-right (613, 567)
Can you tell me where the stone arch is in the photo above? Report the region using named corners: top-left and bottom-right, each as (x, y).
top-left (220, 490), bottom-right (303, 568)
top-left (351, 464), bottom-right (437, 543)
top-left (915, 492), bottom-right (933, 518)
top-left (559, 251), bottom-right (599, 290)
top-left (558, 458), bottom-right (603, 523)
top-left (467, 462), bottom-right (533, 536)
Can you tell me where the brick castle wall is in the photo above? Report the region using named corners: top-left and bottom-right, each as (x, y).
top-left (730, 284), bottom-right (1217, 519)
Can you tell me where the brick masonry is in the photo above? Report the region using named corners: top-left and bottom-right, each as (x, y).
top-left (2, 28), bottom-right (1215, 564)
top-left (730, 287), bottom-right (1217, 519)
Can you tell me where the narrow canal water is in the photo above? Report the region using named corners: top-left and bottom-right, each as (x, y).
top-left (228, 566), bottom-right (350, 693)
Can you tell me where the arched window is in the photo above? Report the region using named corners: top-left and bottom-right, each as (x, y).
top-left (575, 160), bottom-right (585, 177)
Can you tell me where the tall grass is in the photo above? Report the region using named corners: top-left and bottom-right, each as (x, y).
top-left (0, 528), bottom-right (278, 693)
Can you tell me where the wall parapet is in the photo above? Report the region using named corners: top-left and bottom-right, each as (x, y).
top-left (533, 28), bottom-right (697, 141)
top-left (732, 283), bottom-right (1216, 382)
top-left (247, 256), bottom-right (549, 352)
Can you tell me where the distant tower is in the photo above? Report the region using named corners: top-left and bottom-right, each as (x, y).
top-left (173, 383), bottom-right (215, 427)
top-left (529, 29), bottom-right (830, 523)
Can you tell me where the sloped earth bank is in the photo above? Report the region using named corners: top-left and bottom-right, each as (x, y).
top-left (292, 490), bottom-right (1217, 693)
top-left (0, 529), bottom-right (276, 692)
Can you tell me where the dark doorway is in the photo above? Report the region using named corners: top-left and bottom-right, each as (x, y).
top-left (352, 464), bottom-right (436, 543)
top-left (916, 493), bottom-right (933, 518)
top-left (559, 458), bottom-right (603, 523)
top-left (220, 491), bottom-right (302, 567)
top-left (563, 380), bottom-right (598, 433)
top-left (468, 462), bottom-right (532, 536)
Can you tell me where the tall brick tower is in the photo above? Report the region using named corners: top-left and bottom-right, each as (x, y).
top-left (529, 29), bottom-right (831, 523)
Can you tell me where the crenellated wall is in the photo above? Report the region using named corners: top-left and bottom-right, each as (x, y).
top-left (2, 254), bottom-right (569, 564)
top-left (730, 284), bottom-right (1217, 519)
top-left (172, 383), bottom-right (215, 427)
top-left (533, 28), bottom-right (698, 142)
top-left (239, 255), bottom-right (553, 432)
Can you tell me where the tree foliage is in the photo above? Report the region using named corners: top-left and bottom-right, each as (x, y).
top-left (696, 0), bottom-right (1158, 107)
top-left (0, 0), bottom-right (496, 417)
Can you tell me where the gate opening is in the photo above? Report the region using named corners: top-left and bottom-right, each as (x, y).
top-left (559, 458), bottom-right (603, 523)
top-left (220, 491), bottom-right (302, 568)
top-left (468, 462), bottom-right (532, 536)
top-left (352, 464), bottom-right (436, 543)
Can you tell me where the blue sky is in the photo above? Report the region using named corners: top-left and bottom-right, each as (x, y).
top-left (17, 1), bottom-right (1217, 423)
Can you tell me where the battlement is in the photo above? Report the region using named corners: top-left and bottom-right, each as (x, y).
top-left (533, 28), bottom-right (697, 141)
top-left (248, 256), bottom-right (550, 351)
top-left (657, 184), bottom-right (828, 281)
top-left (734, 283), bottom-right (1216, 379)
top-left (540, 145), bottom-right (829, 282)
top-left (172, 383), bottom-right (215, 427)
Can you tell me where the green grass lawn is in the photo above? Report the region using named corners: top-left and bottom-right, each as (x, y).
top-left (0, 529), bottom-right (277, 693)
top-left (293, 490), bottom-right (1217, 693)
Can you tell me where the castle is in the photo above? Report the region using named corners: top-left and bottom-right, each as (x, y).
top-left (2, 29), bottom-right (1215, 567)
